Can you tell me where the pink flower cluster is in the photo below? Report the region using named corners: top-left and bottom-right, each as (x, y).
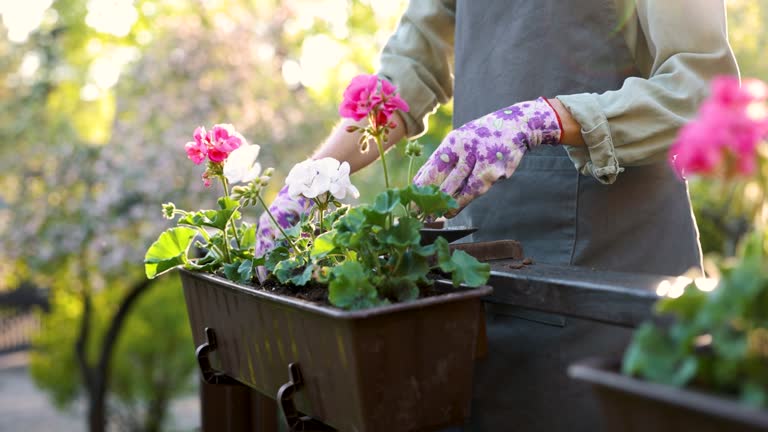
top-left (338, 74), bottom-right (409, 129)
top-left (184, 124), bottom-right (245, 165)
top-left (670, 76), bottom-right (768, 178)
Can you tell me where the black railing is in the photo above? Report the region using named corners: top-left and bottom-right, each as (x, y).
top-left (0, 284), bottom-right (49, 354)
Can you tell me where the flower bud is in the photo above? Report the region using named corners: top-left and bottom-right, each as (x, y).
top-left (162, 202), bottom-right (176, 219)
top-left (405, 140), bottom-right (423, 157)
top-left (259, 175), bottom-right (271, 186)
top-left (263, 167), bottom-right (274, 177)
top-left (345, 125), bottom-right (359, 133)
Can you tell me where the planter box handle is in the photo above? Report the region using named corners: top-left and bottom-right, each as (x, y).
top-left (195, 327), bottom-right (240, 385)
top-left (277, 363), bottom-right (336, 431)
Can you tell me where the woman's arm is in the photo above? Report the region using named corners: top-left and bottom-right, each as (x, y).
top-left (313, 0), bottom-right (456, 174)
top-left (557, 0), bottom-right (739, 184)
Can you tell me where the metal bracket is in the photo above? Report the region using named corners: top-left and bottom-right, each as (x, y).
top-left (195, 327), bottom-right (240, 385)
top-left (277, 363), bottom-right (335, 431)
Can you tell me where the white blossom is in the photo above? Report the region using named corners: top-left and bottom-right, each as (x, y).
top-left (328, 160), bottom-right (359, 200)
top-left (285, 157), bottom-right (359, 200)
top-left (223, 144), bottom-right (262, 185)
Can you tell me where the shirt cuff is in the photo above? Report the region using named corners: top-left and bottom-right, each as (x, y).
top-left (556, 93), bottom-right (625, 184)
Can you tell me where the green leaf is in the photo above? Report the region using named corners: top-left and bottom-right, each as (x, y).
top-left (310, 231), bottom-right (336, 259)
top-left (290, 264), bottom-right (314, 286)
top-left (446, 250), bottom-right (490, 287)
top-left (240, 224), bottom-right (256, 249)
top-left (328, 261), bottom-right (382, 310)
top-left (370, 189), bottom-right (401, 215)
top-left (322, 205), bottom-right (349, 231)
top-left (192, 249), bottom-right (221, 272)
top-left (218, 195), bottom-right (240, 211)
top-left (222, 259), bottom-right (254, 284)
top-left (400, 184), bottom-right (458, 218)
top-left (656, 284), bottom-right (708, 320)
top-left (178, 207), bottom-right (240, 231)
top-left (435, 237), bottom-right (453, 267)
top-left (265, 246), bottom-right (290, 272)
top-left (333, 207), bottom-right (368, 248)
top-left (379, 277), bottom-right (419, 302)
top-left (144, 227), bottom-right (197, 279)
top-left (435, 238), bottom-right (489, 287)
top-left (393, 250), bottom-right (430, 283)
top-left (274, 258), bottom-right (313, 286)
top-left (380, 217), bottom-right (421, 248)
top-left (622, 323), bottom-right (683, 382)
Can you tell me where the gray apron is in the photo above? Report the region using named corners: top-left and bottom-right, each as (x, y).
top-left (447, 0), bottom-right (702, 430)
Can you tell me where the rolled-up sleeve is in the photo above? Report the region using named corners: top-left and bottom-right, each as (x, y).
top-left (557, 0), bottom-right (739, 184)
top-left (377, 0), bottom-right (456, 138)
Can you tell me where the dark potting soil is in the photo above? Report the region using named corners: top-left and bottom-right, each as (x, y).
top-left (256, 270), bottom-right (458, 308)
top-left (260, 277), bottom-right (332, 306)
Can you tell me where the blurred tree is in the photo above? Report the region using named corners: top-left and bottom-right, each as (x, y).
top-left (0, 0), bottom-right (423, 430)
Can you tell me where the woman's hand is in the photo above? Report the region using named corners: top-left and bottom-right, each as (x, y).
top-left (255, 185), bottom-right (312, 259)
top-left (413, 97), bottom-right (562, 216)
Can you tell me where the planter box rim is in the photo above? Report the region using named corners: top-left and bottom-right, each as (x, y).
top-left (179, 268), bottom-right (492, 319)
top-left (569, 357), bottom-right (768, 429)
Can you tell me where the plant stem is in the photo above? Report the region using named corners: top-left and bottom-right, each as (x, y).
top-left (319, 202), bottom-right (325, 234)
top-left (368, 115), bottom-right (391, 190)
top-left (257, 194), bottom-right (300, 252)
top-left (407, 156), bottom-right (415, 187)
top-left (404, 156), bottom-right (417, 216)
top-left (221, 175), bottom-right (230, 197)
top-left (217, 176), bottom-right (233, 261)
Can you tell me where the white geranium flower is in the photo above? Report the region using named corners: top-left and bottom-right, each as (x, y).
top-left (223, 144), bottom-right (262, 184)
top-left (285, 158), bottom-right (359, 201)
top-left (328, 161), bottom-right (359, 200)
top-left (285, 159), bottom-right (332, 199)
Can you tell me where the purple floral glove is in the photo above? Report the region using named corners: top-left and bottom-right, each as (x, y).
top-left (413, 97), bottom-right (562, 216)
top-left (255, 185), bottom-right (312, 259)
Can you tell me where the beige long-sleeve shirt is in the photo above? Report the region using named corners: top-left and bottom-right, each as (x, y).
top-left (377, 0), bottom-right (739, 184)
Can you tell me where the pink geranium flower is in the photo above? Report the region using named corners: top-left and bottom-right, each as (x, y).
top-left (339, 74), bottom-right (409, 128)
top-left (339, 74), bottom-right (379, 121)
top-left (184, 139), bottom-right (208, 164)
top-left (184, 124), bottom-right (246, 164)
top-left (670, 76), bottom-right (768, 178)
top-left (207, 124), bottom-right (244, 163)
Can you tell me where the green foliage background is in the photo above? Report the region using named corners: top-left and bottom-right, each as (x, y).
top-left (0, 0), bottom-right (764, 429)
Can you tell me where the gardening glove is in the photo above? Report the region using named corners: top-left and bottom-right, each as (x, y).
top-left (255, 185), bottom-right (312, 259)
top-left (413, 97), bottom-right (562, 217)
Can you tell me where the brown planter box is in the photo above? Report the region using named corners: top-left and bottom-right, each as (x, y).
top-left (181, 269), bottom-right (492, 432)
top-left (569, 357), bottom-right (768, 432)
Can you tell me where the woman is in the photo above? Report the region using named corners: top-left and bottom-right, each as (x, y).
top-left (258, 1), bottom-right (738, 429)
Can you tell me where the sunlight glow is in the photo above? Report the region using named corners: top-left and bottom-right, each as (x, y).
top-left (19, 51), bottom-right (41, 79)
top-left (656, 275), bottom-right (719, 298)
top-left (0, 0), bottom-right (53, 43)
top-left (281, 59), bottom-right (302, 89)
top-left (85, 0), bottom-right (138, 37)
top-left (655, 280), bottom-right (671, 297)
top-left (83, 46), bottom-right (139, 99)
top-left (299, 35), bottom-right (346, 89)
top-left (694, 277), bottom-right (719, 292)
top-left (290, 0), bottom-right (348, 38)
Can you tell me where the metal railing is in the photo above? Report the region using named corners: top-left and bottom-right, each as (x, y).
top-left (0, 285), bottom-right (49, 354)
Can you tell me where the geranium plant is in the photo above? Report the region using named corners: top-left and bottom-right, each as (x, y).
top-left (144, 75), bottom-right (490, 310)
top-left (623, 76), bottom-right (768, 407)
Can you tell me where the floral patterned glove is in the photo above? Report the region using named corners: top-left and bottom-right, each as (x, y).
top-left (413, 97), bottom-right (562, 216)
top-left (255, 185), bottom-right (312, 259)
